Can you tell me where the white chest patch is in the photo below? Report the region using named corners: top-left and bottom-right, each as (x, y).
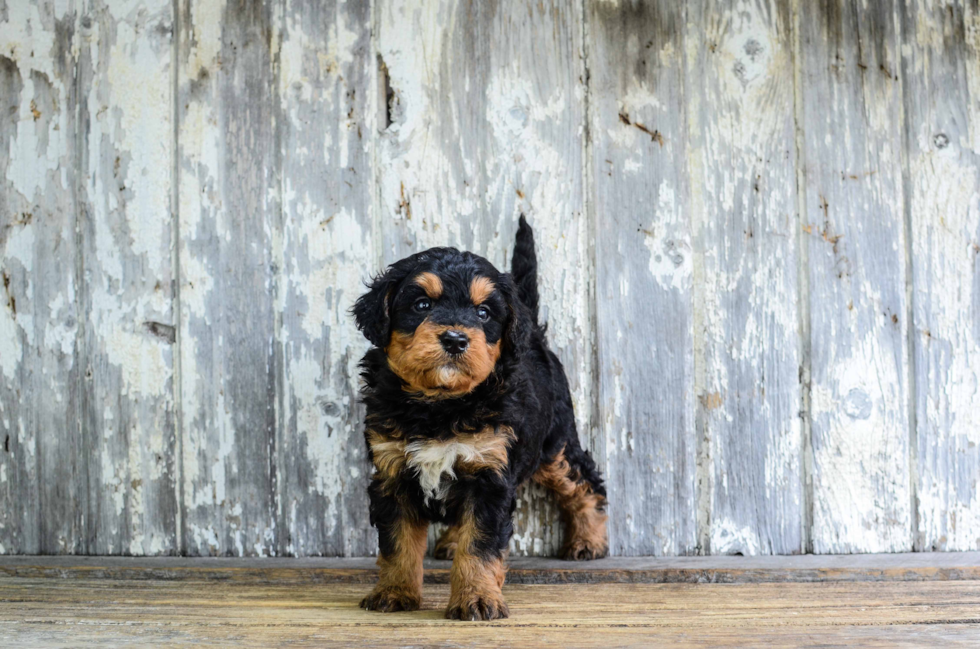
top-left (404, 438), bottom-right (488, 503)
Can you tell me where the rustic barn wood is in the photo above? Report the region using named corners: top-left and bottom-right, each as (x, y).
top-left (1, 1), bottom-right (84, 555)
top-left (1, 560), bottom-right (980, 647)
top-left (176, 0), bottom-right (280, 556)
top-left (589, 0), bottom-right (698, 557)
top-left (2, 0), bottom-right (980, 558)
top-left (3, 552), bottom-right (980, 584)
top-left (901, 0), bottom-right (980, 552)
top-left (686, 0), bottom-right (803, 555)
top-left (798, 0), bottom-right (912, 553)
top-left (77, 0), bottom-right (179, 556)
top-left (277, 0), bottom-right (376, 558)
top-left (0, 3), bottom-right (46, 555)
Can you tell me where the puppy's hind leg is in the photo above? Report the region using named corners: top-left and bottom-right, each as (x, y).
top-left (534, 432), bottom-right (609, 561)
top-left (433, 525), bottom-right (459, 560)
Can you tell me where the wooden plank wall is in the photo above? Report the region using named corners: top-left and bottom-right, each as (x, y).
top-left (799, 0), bottom-right (911, 554)
top-left (687, 0), bottom-right (803, 556)
top-left (901, 0), bottom-right (980, 552)
top-left (590, 0), bottom-right (697, 556)
top-left (0, 0), bottom-right (978, 557)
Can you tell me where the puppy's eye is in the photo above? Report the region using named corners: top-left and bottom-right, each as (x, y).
top-left (414, 298), bottom-right (432, 313)
top-left (476, 306), bottom-right (490, 322)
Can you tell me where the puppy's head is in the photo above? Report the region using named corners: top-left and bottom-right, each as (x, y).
top-left (353, 248), bottom-right (531, 398)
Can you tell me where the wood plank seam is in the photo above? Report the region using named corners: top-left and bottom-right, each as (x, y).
top-left (272, 0), bottom-right (290, 558)
top-left (896, 0), bottom-right (921, 553)
top-left (579, 0), bottom-right (605, 505)
top-left (3, 554), bottom-right (980, 584)
top-left (72, 7), bottom-right (90, 555)
top-left (369, 0), bottom-right (385, 557)
top-left (789, 0), bottom-right (815, 557)
top-left (687, 0), bottom-right (711, 555)
top-left (171, 0), bottom-right (186, 559)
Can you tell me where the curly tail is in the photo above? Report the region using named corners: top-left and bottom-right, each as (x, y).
top-left (511, 214), bottom-right (539, 324)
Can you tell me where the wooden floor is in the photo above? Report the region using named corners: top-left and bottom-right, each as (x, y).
top-left (1, 556), bottom-right (979, 647)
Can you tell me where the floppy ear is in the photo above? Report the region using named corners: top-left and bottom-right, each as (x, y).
top-left (499, 274), bottom-right (534, 359)
top-left (352, 259), bottom-right (415, 348)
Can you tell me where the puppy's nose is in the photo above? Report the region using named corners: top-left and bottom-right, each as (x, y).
top-left (439, 330), bottom-right (469, 355)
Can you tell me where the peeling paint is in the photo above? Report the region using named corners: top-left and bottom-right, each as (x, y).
top-left (276, 0), bottom-right (375, 557)
top-left (0, 3), bottom-right (64, 200)
top-left (592, 0), bottom-right (701, 556)
top-left (800, 0), bottom-right (911, 554)
top-left (643, 180), bottom-right (692, 292)
top-left (3, 0), bottom-right (980, 559)
top-left (689, 0), bottom-right (803, 556)
top-left (906, 10), bottom-right (980, 548)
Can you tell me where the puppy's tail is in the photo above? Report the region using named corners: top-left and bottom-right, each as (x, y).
top-left (511, 214), bottom-right (540, 323)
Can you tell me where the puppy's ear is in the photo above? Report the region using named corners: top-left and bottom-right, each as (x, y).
top-left (352, 259), bottom-right (415, 348)
top-left (500, 275), bottom-right (534, 359)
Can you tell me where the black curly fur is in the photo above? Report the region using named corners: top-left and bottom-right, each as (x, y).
top-left (512, 214), bottom-right (539, 324)
top-left (353, 217), bottom-right (606, 619)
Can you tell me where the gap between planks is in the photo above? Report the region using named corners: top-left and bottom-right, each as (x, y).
top-left (0, 552), bottom-right (978, 585)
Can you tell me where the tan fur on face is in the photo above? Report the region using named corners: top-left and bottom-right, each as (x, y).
top-left (387, 322), bottom-right (501, 398)
top-left (446, 508), bottom-right (508, 620)
top-left (533, 448), bottom-right (609, 560)
top-left (469, 276), bottom-right (495, 305)
top-left (361, 516), bottom-right (429, 612)
top-left (414, 272), bottom-right (443, 299)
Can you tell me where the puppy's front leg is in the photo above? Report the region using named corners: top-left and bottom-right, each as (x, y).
top-left (361, 487), bottom-right (428, 612)
top-left (445, 499), bottom-right (511, 621)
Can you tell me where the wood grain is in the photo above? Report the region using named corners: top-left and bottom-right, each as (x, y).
top-left (3, 0), bottom-right (980, 559)
top-left (901, 0), bottom-right (980, 552)
top-left (1, 574), bottom-right (979, 647)
top-left (588, 0), bottom-right (697, 556)
top-left (3, 553), bottom-right (980, 584)
top-left (277, 0), bottom-right (376, 557)
top-left (686, 0), bottom-right (803, 555)
top-left (76, 0), bottom-right (178, 555)
top-left (176, 0), bottom-right (279, 555)
top-left (0, 1), bottom-right (46, 556)
top-left (799, 0), bottom-right (912, 553)
top-left (0, 1), bottom-right (83, 555)
top-left (376, 0), bottom-right (591, 557)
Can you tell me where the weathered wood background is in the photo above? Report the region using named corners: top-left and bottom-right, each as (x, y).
top-left (1, 0), bottom-right (978, 557)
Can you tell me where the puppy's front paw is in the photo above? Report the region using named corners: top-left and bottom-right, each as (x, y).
top-left (445, 591), bottom-right (509, 621)
top-left (561, 538), bottom-right (608, 561)
top-left (360, 585), bottom-right (421, 613)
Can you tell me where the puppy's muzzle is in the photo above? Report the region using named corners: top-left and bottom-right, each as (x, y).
top-left (439, 329), bottom-right (469, 356)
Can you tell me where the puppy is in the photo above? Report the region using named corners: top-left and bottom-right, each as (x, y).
top-left (353, 216), bottom-right (607, 621)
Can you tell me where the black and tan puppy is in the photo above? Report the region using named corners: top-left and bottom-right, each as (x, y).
top-left (353, 216), bottom-right (607, 621)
